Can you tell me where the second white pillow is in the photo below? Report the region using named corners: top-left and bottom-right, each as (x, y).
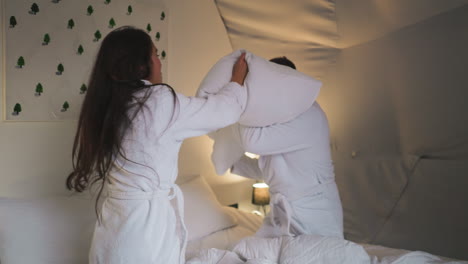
top-left (197, 50), bottom-right (322, 127)
top-left (179, 175), bottom-right (238, 241)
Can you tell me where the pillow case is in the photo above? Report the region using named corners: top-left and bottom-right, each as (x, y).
top-left (179, 174), bottom-right (238, 241)
top-left (196, 49), bottom-right (322, 127)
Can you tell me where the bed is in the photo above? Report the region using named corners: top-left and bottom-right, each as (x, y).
top-left (0, 174), bottom-right (466, 263)
top-left (187, 207), bottom-right (465, 263)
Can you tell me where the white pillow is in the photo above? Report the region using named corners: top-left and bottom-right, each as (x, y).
top-left (179, 175), bottom-right (238, 241)
top-left (0, 196), bottom-right (96, 264)
top-left (197, 49), bottom-right (322, 127)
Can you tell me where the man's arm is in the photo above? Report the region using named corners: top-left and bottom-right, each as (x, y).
top-left (237, 105), bottom-right (320, 155)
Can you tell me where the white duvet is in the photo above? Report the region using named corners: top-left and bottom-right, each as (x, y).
top-left (187, 234), bottom-right (370, 264)
top-left (187, 234), bottom-right (464, 264)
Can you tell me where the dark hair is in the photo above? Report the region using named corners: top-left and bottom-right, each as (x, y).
top-left (269, 56), bottom-right (296, 69)
top-left (66, 26), bottom-right (173, 219)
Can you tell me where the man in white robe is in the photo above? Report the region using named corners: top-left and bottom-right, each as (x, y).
top-left (230, 57), bottom-right (343, 239)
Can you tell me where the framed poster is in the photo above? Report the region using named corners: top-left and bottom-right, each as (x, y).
top-left (2, 0), bottom-right (168, 121)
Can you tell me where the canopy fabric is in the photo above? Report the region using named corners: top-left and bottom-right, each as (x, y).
top-left (214, 0), bottom-right (468, 260)
top-left (215, 0), bottom-right (340, 80)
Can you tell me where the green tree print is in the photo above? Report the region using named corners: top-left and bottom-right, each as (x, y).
top-left (30, 3), bottom-right (39, 15)
top-left (161, 50), bottom-right (166, 59)
top-left (17, 56), bottom-right (25, 68)
top-left (160, 11), bottom-right (165, 20)
top-left (127, 5), bottom-right (133, 15)
top-left (35, 83), bottom-right (43, 96)
top-left (62, 101), bottom-right (70, 112)
top-left (57, 63), bottom-right (64, 75)
top-left (68, 19), bottom-right (75, 29)
top-left (146, 24), bottom-right (152, 33)
top-left (155, 32), bottom-right (160, 41)
top-left (105, 0), bottom-right (111, 4)
top-left (80, 84), bottom-right (87, 94)
top-left (87, 5), bottom-right (94, 16)
top-left (10, 16), bottom-right (17, 28)
top-left (109, 18), bottom-right (116, 28)
top-left (43, 33), bottom-right (51, 45)
top-left (13, 103), bottom-right (22, 115)
top-left (94, 30), bottom-right (102, 41)
top-left (77, 45), bottom-right (84, 55)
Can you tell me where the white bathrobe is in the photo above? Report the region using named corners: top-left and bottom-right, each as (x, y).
top-left (231, 102), bottom-right (343, 238)
top-left (89, 80), bottom-right (247, 264)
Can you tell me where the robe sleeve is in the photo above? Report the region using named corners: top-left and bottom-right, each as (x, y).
top-left (238, 106), bottom-right (319, 155)
top-left (230, 155), bottom-right (264, 180)
top-left (168, 82), bottom-right (247, 141)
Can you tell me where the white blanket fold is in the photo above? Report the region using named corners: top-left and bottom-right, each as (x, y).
top-left (187, 234), bottom-right (461, 264)
top-left (187, 235), bottom-right (371, 264)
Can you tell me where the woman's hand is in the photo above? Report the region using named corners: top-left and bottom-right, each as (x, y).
top-left (231, 53), bottom-right (248, 86)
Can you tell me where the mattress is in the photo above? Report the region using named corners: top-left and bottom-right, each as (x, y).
top-left (186, 207), bottom-right (467, 263)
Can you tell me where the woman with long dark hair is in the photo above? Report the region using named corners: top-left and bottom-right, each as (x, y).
top-left (66, 26), bottom-right (248, 263)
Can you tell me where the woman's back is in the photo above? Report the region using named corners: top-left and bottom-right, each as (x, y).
top-left (67, 26), bottom-right (249, 264)
top-left (110, 84), bottom-right (179, 193)
top-left (91, 79), bottom-right (247, 264)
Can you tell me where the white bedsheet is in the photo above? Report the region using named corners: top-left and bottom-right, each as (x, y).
top-left (186, 207), bottom-right (467, 264)
top-left (186, 207), bottom-right (263, 260)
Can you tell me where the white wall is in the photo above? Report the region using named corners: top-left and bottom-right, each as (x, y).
top-left (0, 121), bottom-right (76, 197)
top-left (0, 0), bottom-right (253, 205)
